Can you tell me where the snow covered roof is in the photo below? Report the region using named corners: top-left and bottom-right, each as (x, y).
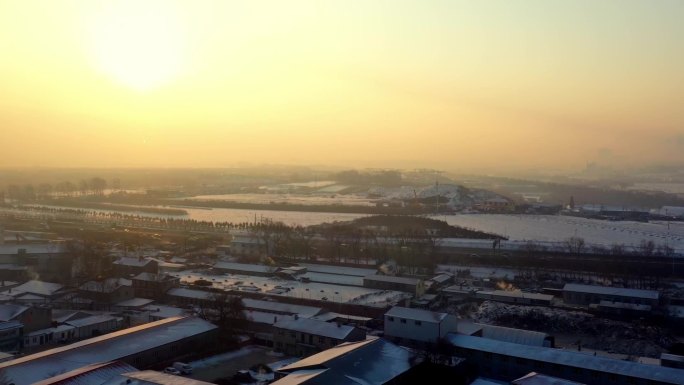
top-left (213, 261), bottom-right (272, 273)
top-left (115, 298), bottom-right (155, 308)
top-left (111, 370), bottom-right (216, 385)
top-left (0, 243), bottom-right (67, 255)
top-left (0, 303), bottom-right (29, 321)
top-left (385, 306), bottom-right (448, 323)
top-left (597, 300), bottom-right (651, 311)
top-left (310, 312), bottom-right (372, 323)
top-left (113, 257), bottom-right (155, 267)
top-left (447, 334), bottom-right (684, 385)
top-left (142, 305), bottom-right (186, 319)
top-left (166, 287), bottom-right (213, 300)
top-left (66, 315), bottom-right (119, 328)
top-left (512, 372), bottom-right (585, 385)
top-left (242, 298), bottom-right (323, 318)
top-left (563, 284), bottom-right (659, 300)
top-left (430, 274), bottom-right (453, 284)
top-left (32, 361), bottom-right (138, 385)
top-left (471, 379), bottom-right (509, 385)
top-left (276, 337), bottom-right (415, 385)
top-left (10, 280), bottom-right (64, 296)
top-left (298, 263), bottom-right (376, 277)
top-left (273, 317), bottom-right (357, 340)
top-left (133, 273), bottom-right (177, 282)
top-left (363, 275), bottom-right (422, 285)
top-left (80, 278), bottom-right (131, 293)
top-left (300, 272), bottom-right (364, 286)
top-left (28, 324), bottom-right (76, 338)
top-left (0, 320), bottom-right (23, 331)
top-left (0, 317), bottom-right (217, 385)
top-left (244, 310), bottom-right (293, 325)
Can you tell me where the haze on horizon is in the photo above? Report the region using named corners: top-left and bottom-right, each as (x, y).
top-left (1, 1), bottom-right (682, 174)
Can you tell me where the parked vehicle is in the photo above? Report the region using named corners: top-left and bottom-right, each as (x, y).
top-left (173, 362), bottom-right (193, 375)
top-left (163, 367), bottom-right (181, 375)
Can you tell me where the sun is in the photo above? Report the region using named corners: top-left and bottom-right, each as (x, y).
top-left (88, 1), bottom-right (186, 91)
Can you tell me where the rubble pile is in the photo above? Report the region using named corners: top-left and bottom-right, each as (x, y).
top-left (471, 301), bottom-right (676, 357)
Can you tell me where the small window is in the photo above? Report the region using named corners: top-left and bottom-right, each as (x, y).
top-left (388, 316), bottom-right (395, 322)
top-left (400, 319), bottom-right (406, 324)
top-left (415, 320), bottom-right (422, 326)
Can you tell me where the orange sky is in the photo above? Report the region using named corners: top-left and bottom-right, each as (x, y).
top-left (1, 1), bottom-right (683, 172)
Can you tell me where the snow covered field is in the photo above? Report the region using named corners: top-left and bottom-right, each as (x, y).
top-left (435, 214), bottom-right (684, 253)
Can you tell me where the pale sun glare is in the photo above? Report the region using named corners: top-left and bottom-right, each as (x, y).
top-left (88, 1), bottom-right (186, 91)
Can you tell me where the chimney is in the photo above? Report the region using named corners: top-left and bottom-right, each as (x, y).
top-left (294, 314), bottom-right (298, 320)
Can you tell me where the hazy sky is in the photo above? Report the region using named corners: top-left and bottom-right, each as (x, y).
top-left (1, 1), bottom-right (683, 172)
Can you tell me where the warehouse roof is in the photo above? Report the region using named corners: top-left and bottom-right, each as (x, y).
top-left (274, 317), bottom-right (357, 340)
top-left (385, 306), bottom-right (448, 323)
top-left (32, 361), bottom-right (138, 385)
top-left (448, 334), bottom-right (684, 385)
top-left (0, 317), bottom-right (217, 385)
top-left (563, 284), bottom-right (659, 300)
top-left (275, 337), bottom-right (414, 385)
top-left (363, 275), bottom-right (422, 285)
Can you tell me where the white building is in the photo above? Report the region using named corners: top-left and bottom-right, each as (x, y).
top-left (384, 306), bottom-right (458, 345)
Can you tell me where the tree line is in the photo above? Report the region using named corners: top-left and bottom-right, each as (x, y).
top-left (3, 177), bottom-right (119, 201)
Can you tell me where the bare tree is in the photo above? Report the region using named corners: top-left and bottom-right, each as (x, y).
top-left (638, 240), bottom-right (656, 257)
top-left (564, 236), bottom-right (586, 255)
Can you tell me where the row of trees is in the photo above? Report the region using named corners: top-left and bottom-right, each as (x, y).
top-left (3, 177), bottom-right (119, 201)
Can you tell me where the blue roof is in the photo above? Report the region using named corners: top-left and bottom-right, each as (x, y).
top-left (447, 334), bottom-right (684, 385)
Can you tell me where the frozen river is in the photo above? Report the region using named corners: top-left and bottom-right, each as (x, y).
top-left (433, 214), bottom-right (684, 252)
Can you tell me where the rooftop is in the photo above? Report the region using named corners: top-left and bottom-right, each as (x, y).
top-left (111, 370), bottom-right (217, 385)
top-left (32, 361), bottom-right (138, 385)
top-left (563, 283), bottom-right (659, 300)
top-left (275, 337), bottom-right (415, 385)
top-left (80, 278), bottom-right (131, 293)
top-left (448, 334), bottom-right (684, 385)
top-left (242, 298), bottom-right (323, 318)
top-left (115, 297), bottom-right (155, 308)
top-left (0, 303), bottom-right (29, 321)
top-left (133, 272), bottom-right (178, 282)
top-left (213, 261), bottom-right (272, 274)
top-left (113, 257), bottom-right (155, 267)
top-left (477, 290), bottom-right (554, 302)
top-left (385, 306), bottom-right (448, 323)
top-left (512, 372), bottom-right (585, 385)
top-left (166, 287), bottom-right (213, 300)
top-left (363, 275), bottom-right (422, 285)
top-left (0, 243), bottom-right (67, 255)
top-left (8, 280), bottom-right (64, 296)
top-left (298, 263), bottom-right (376, 277)
top-left (274, 317), bottom-right (357, 340)
top-left (0, 317), bottom-right (217, 385)
top-left (65, 314), bottom-right (120, 328)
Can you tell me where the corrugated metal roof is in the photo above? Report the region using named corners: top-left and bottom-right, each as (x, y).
top-left (448, 334), bottom-right (684, 385)
top-left (10, 280), bottom-right (64, 296)
top-left (32, 361), bottom-right (138, 385)
top-left (213, 261), bottom-right (271, 273)
top-left (276, 337), bottom-right (415, 385)
top-left (363, 275), bottom-right (421, 285)
top-left (563, 284), bottom-right (659, 300)
top-left (117, 370), bottom-right (217, 385)
top-left (0, 317), bottom-right (217, 385)
top-left (385, 306), bottom-right (447, 323)
top-left (274, 317), bottom-right (356, 340)
top-left (512, 372), bottom-right (585, 385)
